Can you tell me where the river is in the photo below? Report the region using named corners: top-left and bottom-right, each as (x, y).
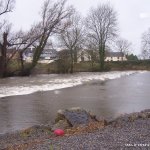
top-left (0, 71), bottom-right (150, 134)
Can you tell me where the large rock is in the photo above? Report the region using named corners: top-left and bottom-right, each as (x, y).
top-left (55, 107), bottom-right (97, 127)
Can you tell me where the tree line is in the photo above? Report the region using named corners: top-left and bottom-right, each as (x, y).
top-left (0, 0), bottom-right (145, 78)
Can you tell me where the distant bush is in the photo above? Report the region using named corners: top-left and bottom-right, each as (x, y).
top-left (126, 54), bottom-right (138, 61)
top-left (107, 60), bottom-right (150, 70)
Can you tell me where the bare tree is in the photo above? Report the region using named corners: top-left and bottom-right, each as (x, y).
top-left (0, 0), bottom-right (73, 77)
top-left (9, 29), bottom-right (42, 75)
top-left (24, 0), bottom-right (73, 73)
top-left (0, 27), bottom-right (30, 77)
top-left (141, 28), bottom-right (150, 59)
top-left (116, 38), bottom-right (132, 61)
top-left (0, 0), bottom-right (15, 77)
top-left (58, 11), bottom-right (84, 73)
top-left (86, 3), bottom-right (118, 70)
top-left (0, 23), bottom-right (38, 77)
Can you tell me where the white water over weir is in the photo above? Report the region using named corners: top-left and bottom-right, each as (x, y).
top-left (0, 71), bottom-right (146, 98)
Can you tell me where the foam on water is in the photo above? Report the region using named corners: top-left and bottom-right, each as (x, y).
top-left (0, 71), bottom-right (146, 98)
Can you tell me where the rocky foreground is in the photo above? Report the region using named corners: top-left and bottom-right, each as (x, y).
top-left (0, 109), bottom-right (150, 150)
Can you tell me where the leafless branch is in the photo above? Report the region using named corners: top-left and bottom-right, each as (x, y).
top-left (0, 0), bottom-right (15, 16)
top-left (116, 38), bottom-right (132, 55)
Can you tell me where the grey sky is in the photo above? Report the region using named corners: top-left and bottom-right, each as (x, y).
top-left (7, 0), bottom-right (150, 55)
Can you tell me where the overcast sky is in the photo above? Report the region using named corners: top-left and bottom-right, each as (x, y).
top-left (7, 0), bottom-right (150, 55)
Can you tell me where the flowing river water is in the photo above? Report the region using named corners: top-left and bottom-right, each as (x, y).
top-left (0, 71), bottom-right (150, 134)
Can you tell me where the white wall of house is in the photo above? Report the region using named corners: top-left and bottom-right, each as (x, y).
top-left (38, 60), bottom-right (54, 64)
top-left (24, 57), bottom-right (54, 64)
top-left (24, 48), bottom-right (57, 64)
top-left (77, 50), bottom-right (91, 62)
top-left (105, 56), bottom-right (127, 61)
top-left (77, 50), bottom-right (128, 62)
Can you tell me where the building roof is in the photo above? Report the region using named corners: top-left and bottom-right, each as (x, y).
top-left (42, 49), bottom-right (57, 54)
top-left (106, 52), bottom-right (124, 57)
top-left (24, 48), bottom-right (57, 55)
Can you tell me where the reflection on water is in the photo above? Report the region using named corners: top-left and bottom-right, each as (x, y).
top-left (0, 71), bottom-right (150, 134)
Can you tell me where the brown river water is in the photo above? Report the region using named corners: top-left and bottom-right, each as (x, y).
top-left (0, 71), bottom-right (150, 134)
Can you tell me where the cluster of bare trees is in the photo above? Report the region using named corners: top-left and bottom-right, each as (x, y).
top-left (0, 0), bottom-right (73, 77)
top-left (58, 3), bottom-right (119, 72)
top-left (1, 0), bottom-right (137, 77)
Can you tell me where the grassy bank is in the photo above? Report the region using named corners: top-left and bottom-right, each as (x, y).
top-left (6, 60), bottom-right (150, 76)
top-left (30, 60), bottom-right (150, 74)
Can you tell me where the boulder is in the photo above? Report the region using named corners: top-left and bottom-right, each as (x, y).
top-left (55, 107), bottom-right (98, 127)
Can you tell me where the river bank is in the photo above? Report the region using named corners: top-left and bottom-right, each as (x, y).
top-left (0, 109), bottom-right (150, 150)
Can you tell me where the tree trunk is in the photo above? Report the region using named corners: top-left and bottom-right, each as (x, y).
top-left (91, 50), bottom-right (94, 71)
top-left (70, 49), bottom-right (74, 73)
top-left (19, 51), bottom-right (28, 76)
top-left (0, 56), bottom-right (3, 77)
top-left (0, 33), bottom-right (8, 77)
top-left (73, 48), bottom-right (77, 63)
top-left (99, 45), bottom-right (105, 71)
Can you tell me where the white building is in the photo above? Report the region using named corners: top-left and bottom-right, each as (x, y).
top-left (105, 52), bottom-right (127, 61)
top-left (77, 50), bottom-right (127, 62)
top-left (23, 48), bottom-right (58, 63)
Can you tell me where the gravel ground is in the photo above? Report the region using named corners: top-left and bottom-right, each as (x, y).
top-left (0, 110), bottom-right (150, 150)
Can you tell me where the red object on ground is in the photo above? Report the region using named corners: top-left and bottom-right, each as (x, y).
top-left (54, 129), bottom-right (65, 136)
